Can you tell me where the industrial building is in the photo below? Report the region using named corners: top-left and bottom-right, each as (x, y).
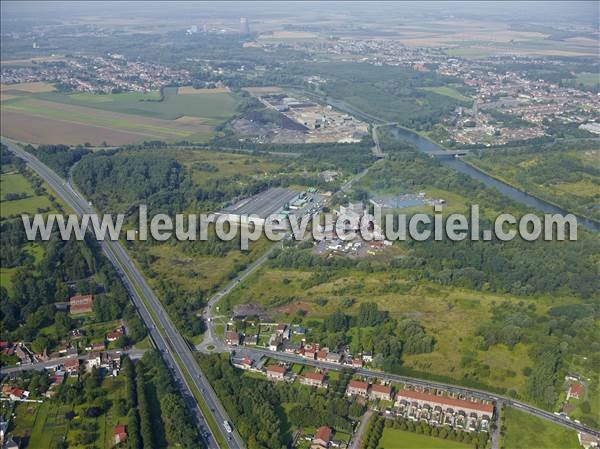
top-left (216, 187), bottom-right (301, 227)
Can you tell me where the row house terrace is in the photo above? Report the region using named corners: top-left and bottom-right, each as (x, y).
top-left (395, 388), bottom-right (493, 432)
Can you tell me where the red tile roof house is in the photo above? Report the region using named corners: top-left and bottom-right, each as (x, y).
top-left (265, 365), bottom-right (287, 381)
top-left (567, 383), bottom-right (584, 400)
top-left (106, 326), bottom-right (125, 342)
top-left (311, 426), bottom-right (332, 449)
top-left (69, 294), bottom-right (93, 315)
top-left (346, 380), bottom-right (369, 398)
top-left (224, 331), bottom-right (240, 346)
top-left (89, 342), bottom-right (106, 351)
top-left (370, 383), bottom-right (393, 401)
top-left (2, 386), bottom-right (28, 401)
top-left (303, 348), bottom-right (317, 360)
top-left (63, 358), bottom-right (80, 375)
top-left (300, 372), bottom-right (326, 388)
top-left (114, 424), bottom-right (128, 444)
top-left (316, 350), bottom-right (328, 362)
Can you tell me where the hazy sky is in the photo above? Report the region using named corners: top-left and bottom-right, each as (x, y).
top-left (2, 1), bottom-right (599, 28)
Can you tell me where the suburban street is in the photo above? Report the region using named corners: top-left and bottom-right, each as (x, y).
top-left (0, 349), bottom-right (146, 375)
top-left (244, 347), bottom-right (600, 438)
top-left (3, 139), bottom-right (243, 449)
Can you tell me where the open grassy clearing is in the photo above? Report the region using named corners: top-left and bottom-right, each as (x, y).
top-left (141, 236), bottom-right (274, 297)
top-left (1, 171), bottom-right (35, 197)
top-left (159, 148), bottom-right (289, 188)
top-left (177, 86), bottom-right (230, 94)
top-left (222, 265), bottom-right (581, 395)
top-left (0, 172), bottom-right (54, 218)
top-left (377, 428), bottom-right (471, 449)
top-left (502, 407), bottom-right (580, 449)
top-left (0, 55), bottom-right (67, 67)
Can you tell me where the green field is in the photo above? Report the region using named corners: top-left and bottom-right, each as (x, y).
top-left (221, 265), bottom-right (578, 395)
top-left (576, 72), bottom-right (600, 88)
top-left (10, 376), bottom-right (128, 449)
top-left (35, 86), bottom-right (238, 123)
top-left (464, 149), bottom-right (600, 221)
top-left (419, 86), bottom-right (472, 102)
top-left (377, 428), bottom-right (471, 449)
top-left (0, 172), bottom-right (54, 218)
top-left (502, 408), bottom-right (580, 449)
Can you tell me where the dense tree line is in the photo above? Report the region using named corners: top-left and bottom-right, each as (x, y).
top-left (23, 144), bottom-right (91, 177)
top-left (198, 354), bottom-right (360, 449)
top-left (72, 152), bottom-right (185, 210)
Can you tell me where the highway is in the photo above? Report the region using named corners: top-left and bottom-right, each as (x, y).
top-left (243, 347), bottom-right (600, 438)
top-left (3, 139), bottom-right (243, 449)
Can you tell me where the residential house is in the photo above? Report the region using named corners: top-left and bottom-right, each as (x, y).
top-left (86, 352), bottom-right (102, 370)
top-left (86, 342), bottom-right (106, 352)
top-left (266, 365), bottom-right (287, 381)
top-left (2, 386), bottom-right (28, 401)
top-left (276, 324), bottom-right (291, 340)
top-left (106, 326), bottom-right (125, 342)
top-left (346, 380), bottom-right (369, 398)
top-left (101, 352), bottom-right (121, 375)
top-left (291, 325), bottom-right (306, 335)
top-left (567, 383), bottom-right (584, 400)
top-left (370, 384), bottom-right (393, 401)
top-left (311, 426), bottom-right (332, 449)
top-left (224, 331), bottom-right (240, 346)
top-left (69, 294), bottom-right (93, 315)
top-left (300, 372), bottom-right (326, 388)
top-left (232, 357), bottom-right (254, 371)
top-left (244, 334), bottom-right (258, 346)
top-left (14, 345), bottom-right (32, 365)
top-left (114, 424), bottom-right (128, 445)
top-left (325, 352), bottom-right (341, 364)
top-left (362, 351), bottom-right (373, 363)
top-left (316, 350), bottom-right (328, 362)
top-left (283, 342), bottom-right (302, 354)
top-left (268, 334), bottom-right (282, 351)
top-left (303, 348), bottom-right (317, 360)
top-left (351, 358), bottom-right (363, 368)
top-left (63, 358), bottom-right (80, 375)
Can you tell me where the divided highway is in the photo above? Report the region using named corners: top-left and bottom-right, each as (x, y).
top-left (3, 139), bottom-right (243, 449)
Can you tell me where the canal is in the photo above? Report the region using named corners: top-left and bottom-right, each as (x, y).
top-left (389, 126), bottom-right (599, 232)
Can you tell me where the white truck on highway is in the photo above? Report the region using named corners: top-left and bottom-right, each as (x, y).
top-left (223, 420), bottom-right (232, 433)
